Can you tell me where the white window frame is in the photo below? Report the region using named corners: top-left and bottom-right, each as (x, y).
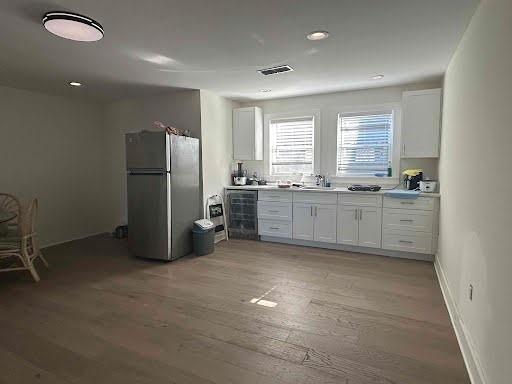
top-left (334, 104), bottom-right (401, 184)
top-left (264, 110), bottom-right (321, 178)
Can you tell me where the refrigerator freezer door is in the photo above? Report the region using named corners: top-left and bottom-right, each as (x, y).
top-left (126, 131), bottom-right (169, 171)
top-left (169, 135), bottom-right (201, 259)
top-left (127, 173), bottom-right (171, 260)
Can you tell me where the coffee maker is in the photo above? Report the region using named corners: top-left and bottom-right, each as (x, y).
top-left (403, 169), bottom-right (423, 190)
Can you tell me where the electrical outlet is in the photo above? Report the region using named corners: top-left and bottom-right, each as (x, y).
top-left (469, 284), bottom-right (473, 301)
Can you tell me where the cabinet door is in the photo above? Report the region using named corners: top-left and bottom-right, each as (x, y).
top-left (233, 108), bottom-right (255, 160)
top-left (314, 204), bottom-right (337, 243)
top-left (292, 203), bottom-right (314, 241)
top-left (337, 206), bottom-right (359, 245)
top-left (402, 89), bottom-right (441, 158)
top-left (358, 207), bottom-right (382, 249)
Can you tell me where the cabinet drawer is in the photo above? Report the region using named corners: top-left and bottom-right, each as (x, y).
top-left (258, 219), bottom-right (292, 238)
top-left (382, 230), bottom-right (433, 254)
top-left (258, 190), bottom-right (292, 203)
top-left (257, 201), bottom-right (292, 221)
top-left (383, 208), bottom-right (433, 233)
top-left (338, 193), bottom-right (383, 207)
top-left (383, 196), bottom-right (434, 211)
top-left (293, 192), bottom-right (337, 205)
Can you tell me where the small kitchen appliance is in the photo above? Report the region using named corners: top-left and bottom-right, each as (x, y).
top-left (403, 169), bottom-right (423, 190)
top-left (419, 180), bottom-right (437, 193)
top-left (233, 162), bottom-right (247, 185)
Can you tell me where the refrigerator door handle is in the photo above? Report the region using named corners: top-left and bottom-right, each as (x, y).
top-left (128, 169), bottom-right (167, 175)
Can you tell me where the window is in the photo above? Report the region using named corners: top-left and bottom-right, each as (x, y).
top-left (269, 116), bottom-right (315, 175)
top-left (337, 111), bottom-right (394, 177)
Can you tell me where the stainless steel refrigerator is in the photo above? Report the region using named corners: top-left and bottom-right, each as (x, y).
top-left (125, 131), bottom-right (200, 261)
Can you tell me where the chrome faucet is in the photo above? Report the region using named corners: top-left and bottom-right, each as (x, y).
top-left (315, 174), bottom-right (325, 187)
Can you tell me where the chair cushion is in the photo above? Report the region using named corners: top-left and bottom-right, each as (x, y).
top-left (0, 229), bottom-right (21, 250)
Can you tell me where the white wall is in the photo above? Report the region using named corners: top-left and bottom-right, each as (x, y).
top-left (0, 85), bottom-right (111, 246)
top-left (199, 91), bottom-right (239, 213)
top-left (437, 0), bottom-right (512, 383)
top-left (104, 90), bottom-right (202, 225)
top-left (240, 82), bottom-right (442, 183)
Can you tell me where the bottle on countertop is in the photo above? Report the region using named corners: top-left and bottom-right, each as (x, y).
top-left (387, 161), bottom-right (392, 177)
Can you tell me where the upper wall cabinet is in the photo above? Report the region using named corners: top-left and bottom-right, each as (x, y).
top-left (233, 107), bottom-right (263, 160)
top-left (402, 89), bottom-right (442, 158)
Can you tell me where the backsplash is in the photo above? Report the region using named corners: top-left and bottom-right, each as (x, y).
top-left (231, 158), bottom-right (438, 187)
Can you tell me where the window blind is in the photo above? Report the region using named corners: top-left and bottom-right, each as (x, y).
top-left (337, 111), bottom-right (393, 176)
top-left (270, 117), bottom-right (314, 175)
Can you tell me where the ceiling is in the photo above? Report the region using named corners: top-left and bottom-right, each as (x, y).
top-left (0, 0), bottom-right (479, 102)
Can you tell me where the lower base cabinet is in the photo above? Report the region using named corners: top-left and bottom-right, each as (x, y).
top-left (292, 203), bottom-right (337, 243)
top-left (382, 229), bottom-right (432, 254)
top-left (292, 203), bottom-right (314, 240)
top-left (314, 204), bottom-right (337, 243)
top-left (337, 206), bottom-right (359, 245)
top-left (337, 206), bottom-right (382, 248)
top-left (247, 187), bottom-right (438, 257)
top-left (258, 219), bottom-right (292, 238)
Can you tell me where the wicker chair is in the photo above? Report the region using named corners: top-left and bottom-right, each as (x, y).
top-left (0, 198), bottom-right (48, 282)
top-left (0, 193), bottom-right (21, 235)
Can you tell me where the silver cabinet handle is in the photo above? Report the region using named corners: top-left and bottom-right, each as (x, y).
top-left (315, 206), bottom-right (318, 217)
top-left (268, 210), bottom-right (279, 213)
top-left (310, 206), bottom-right (313, 216)
top-left (359, 208), bottom-right (363, 220)
top-left (402, 143), bottom-right (406, 156)
top-left (400, 201), bottom-right (414, 205)
top-left (399, 240), bottom-right (414, 244)
top-left (354, 209), bottom-right (358, 220)
top-left (269, 227), bottom-right (280, 230)
top-left (399, 219), bottom-right (414, 222)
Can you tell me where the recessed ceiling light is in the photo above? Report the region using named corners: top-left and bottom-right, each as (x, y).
top-left (306, 31), bottom-right (329, 41)
top-left (259, 89), bottom-right (272, 93)
top-left (372, 74), bottom-right (384, 80)
top-left (69, 81), bottom-right (82, 87)
top-left (43, 12), bottom-right (104, 42)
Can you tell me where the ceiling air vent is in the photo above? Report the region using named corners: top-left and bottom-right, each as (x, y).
top-left (258, 65), bottom-right (294, 76)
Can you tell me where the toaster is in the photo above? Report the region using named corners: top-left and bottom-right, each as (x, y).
top-left (419, 180), bottom-right (437, 193)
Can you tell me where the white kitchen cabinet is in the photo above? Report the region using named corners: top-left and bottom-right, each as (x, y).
top-left (258, 220), bottom-right (292, 238)
top-left (314, 204), bottom-right (337, 243)
top-left (402, 89), bottom-right (442, 158)
top-left (337, 206), bottom-right (359, 245)
top-left (233, 107), bottom-right (263, 160)
top-left (337, 206), bottom-right (382, 248)
top-left (358, 207), bottom-right (382, 248)
top-left (292, 203), bottom-right (337, 243)
top-left (292, 203), bottom-right (315, 240)
top-left (234, 186), bottom-right (440, 259)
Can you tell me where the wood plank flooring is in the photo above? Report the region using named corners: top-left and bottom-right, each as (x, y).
top-left (0, 235), bottom-right (470, 384)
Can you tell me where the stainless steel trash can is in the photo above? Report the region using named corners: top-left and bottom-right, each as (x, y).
top-left (192, 219), bottom-right (215, 256)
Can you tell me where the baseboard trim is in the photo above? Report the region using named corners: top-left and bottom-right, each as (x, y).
top-left (41, 232), bottom-right (108, 249)
top-left (260, 236), bottom-right (433, 261)
top-left (434, 256), bottom-right (487, 384)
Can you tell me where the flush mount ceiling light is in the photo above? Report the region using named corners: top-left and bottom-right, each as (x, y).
top-left (306, 30), bottom-right (329, 41)
top-left (259, 89), bottom-right (272, 93)
top-left (372, 74), bottom-right (385, 80)
top-left (69, 81), bottom-right (82, 87)
top-left (43, 11), bottom-right (104, 42)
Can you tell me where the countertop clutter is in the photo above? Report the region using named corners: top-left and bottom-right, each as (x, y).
top-left (225, 185), bottom-right (440, 198)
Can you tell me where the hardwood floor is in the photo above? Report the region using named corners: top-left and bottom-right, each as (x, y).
top-left (0, 235), bottom-right (469, 384)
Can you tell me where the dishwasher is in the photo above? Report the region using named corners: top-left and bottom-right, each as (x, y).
top-left (226, 190), bottom-right (258, 239)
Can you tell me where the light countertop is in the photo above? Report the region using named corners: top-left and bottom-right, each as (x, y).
top-left (225, 185), bottom-right (440, 198)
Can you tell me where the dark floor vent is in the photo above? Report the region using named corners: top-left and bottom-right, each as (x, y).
top-left (258, 65), bottom-right (294, 76)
